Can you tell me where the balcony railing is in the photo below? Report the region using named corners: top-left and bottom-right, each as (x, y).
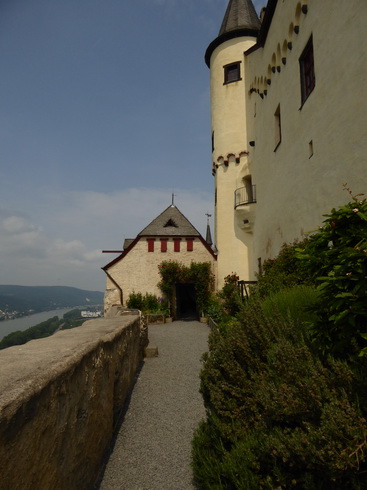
top-left (234, 185), bottom-right (257, 208)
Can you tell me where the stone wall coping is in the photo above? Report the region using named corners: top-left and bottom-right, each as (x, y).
top-left (0, 315), bottom-right (139, 419)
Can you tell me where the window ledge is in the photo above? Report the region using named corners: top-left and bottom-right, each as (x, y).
top-left (223, 78), bottom-right (242, 85)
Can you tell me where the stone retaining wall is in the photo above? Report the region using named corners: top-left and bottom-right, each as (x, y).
top-left (0, 313), bottom-right (147, 490)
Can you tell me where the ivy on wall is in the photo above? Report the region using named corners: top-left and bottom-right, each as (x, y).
top-left (158, 260), bottom-right (215, 316)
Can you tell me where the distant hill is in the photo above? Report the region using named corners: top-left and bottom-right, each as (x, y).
top-left (0, 285), bottom-right (104, 317)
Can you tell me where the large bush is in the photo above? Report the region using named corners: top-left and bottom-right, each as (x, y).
top-left (252, 239), bottom-right (313, 298)
top-left (193, 304), bottom-right (367, 488)
top-left (218, 273), bottom-right (243, 317)
top-left (297, 190), bottom-right (367, 359)
top-left (193, 191), bottom-right (367, 488)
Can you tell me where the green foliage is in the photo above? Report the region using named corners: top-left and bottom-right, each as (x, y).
top-left (61, 309), bottom-right (85, 330)
top-left (0, 316), bottom-right (60, 349)
top-left (126, 291), bottom-right (144, 310)
top-left (194, 191), bottom-right (367, 488)
top-left (158, 261), bottom-right (214, 315)
top-left (252, 239), bottom-right (313, 298)
top-left (260, 285), bottom-right (319, 327)
top-left (126, 291), bottom-right (169, 314)
top-left (205, 296), bottom-right (227, 325)
top-left (0, 309), bottom-right (87, 349)
top-left (193, 304), bottom-right (367, 488)
top-left (63, 309), bottom-right (83, 320)
top-left (297, 189), bottom-right (367, 359)
top-left (218, 273), bottom-right (243, 317)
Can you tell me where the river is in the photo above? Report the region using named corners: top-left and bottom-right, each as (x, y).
top-left (0, 308), bottom-right (75, 341)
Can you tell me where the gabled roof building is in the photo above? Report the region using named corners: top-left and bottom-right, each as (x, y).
top-left (102, 205), bottom-right (216, 316)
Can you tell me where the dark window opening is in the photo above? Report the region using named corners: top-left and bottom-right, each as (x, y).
top-left (300, 36), bottom-right (315, 104)
top-left (186, 239), bottom-right (194, 252)
top-left (224, 62), bottom-right (241, 84)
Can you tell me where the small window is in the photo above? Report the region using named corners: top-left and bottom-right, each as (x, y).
top-left (160, 239), bottom-right (168, 252)
top-left (274, 104), bottom-right (281, 151)
top-left (147, 239), bottom-right (155, 252)
top-left (186, 239), bottom-right (193, 252)
top-left (224, 62), bottom-right (241, 84)
top-left (299, 37), bottom-right (315, 104)
top-left (174, 238), bottom-right (181, 252)
top-left (164, 219), bottom-right (177, 228)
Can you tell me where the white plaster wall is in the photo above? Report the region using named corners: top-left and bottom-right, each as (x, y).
top-left (245, 0), bottom-right (367, 272)
top-left (105, 238), bottom-right (216, 306)
top-left (210, 37), bottom-right (257, 287)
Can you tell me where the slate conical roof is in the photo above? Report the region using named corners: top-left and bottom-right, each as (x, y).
top-left (138, 205), bottom-right (201, 237)
top-left (205, 0), bottom-right (261, 67)
top-left (206, 222), bottom-right (213, 247)
top-left (219, 0), bottom-right (261, 36)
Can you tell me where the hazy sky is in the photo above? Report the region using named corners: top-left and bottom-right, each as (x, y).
top-left (0, 0), bottom-right (264, 291)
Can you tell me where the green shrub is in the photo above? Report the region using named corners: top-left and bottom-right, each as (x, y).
top-left (297, 189), bottom-right (367, 359)
top-left (260, 285), bottom-right (319, 327)
top-left (218, 273), bottom-right (243, 317)
top-left (141, 293), bottom-right (161, 312)
top-left (126, 291), bottom-right (144, 310)
top-left (193, 304), bottom-right (367, 488)
top-left (126, 291), bottom-right (168, 314)
top-left (205, 296), bottom-right (225, 324)
top-left (252, 239), bottom-right (313, 299)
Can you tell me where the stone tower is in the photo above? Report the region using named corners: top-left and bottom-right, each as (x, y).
top-left (205, 0), bottom-right (260, 288)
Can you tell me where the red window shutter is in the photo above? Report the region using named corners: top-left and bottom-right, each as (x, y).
top-left (147, 239), bottom-right (155, 252)
top-left (186, 239), bottom-right (193, 251)
top-left (174, 239), bottom-right (181, 252)
top-left (160, 239), bottom-right (168, 252)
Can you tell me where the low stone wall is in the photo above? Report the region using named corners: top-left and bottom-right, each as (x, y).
top-left (0, 313), bottom-right (147, 490)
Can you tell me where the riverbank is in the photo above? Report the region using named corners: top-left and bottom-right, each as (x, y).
top-left (0, 308), bottom-right (75, 341)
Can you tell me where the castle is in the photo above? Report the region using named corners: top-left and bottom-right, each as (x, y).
top-left (207, 0), bottom-right (367, 288)
top-left (103, 0), bottom-right (367, 311)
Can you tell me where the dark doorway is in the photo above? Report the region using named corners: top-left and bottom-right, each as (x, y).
top-left (176, 283), bottom-right (197, 320)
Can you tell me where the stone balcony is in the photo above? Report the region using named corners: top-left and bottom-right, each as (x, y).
top-left (234, 185), bottom-right (256, 231)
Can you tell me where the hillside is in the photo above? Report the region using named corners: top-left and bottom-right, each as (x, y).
top-left (0, 285), bottom-right (103, 319)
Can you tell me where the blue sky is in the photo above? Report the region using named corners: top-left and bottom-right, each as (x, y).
top-left (0, 0), bottom-right (264, 291)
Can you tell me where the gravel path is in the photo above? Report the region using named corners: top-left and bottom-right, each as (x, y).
top-left (99, 320), bottom-right (209, 490)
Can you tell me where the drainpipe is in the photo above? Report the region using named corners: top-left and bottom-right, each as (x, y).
top-left (104, 270), bottom-right (123, 306)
